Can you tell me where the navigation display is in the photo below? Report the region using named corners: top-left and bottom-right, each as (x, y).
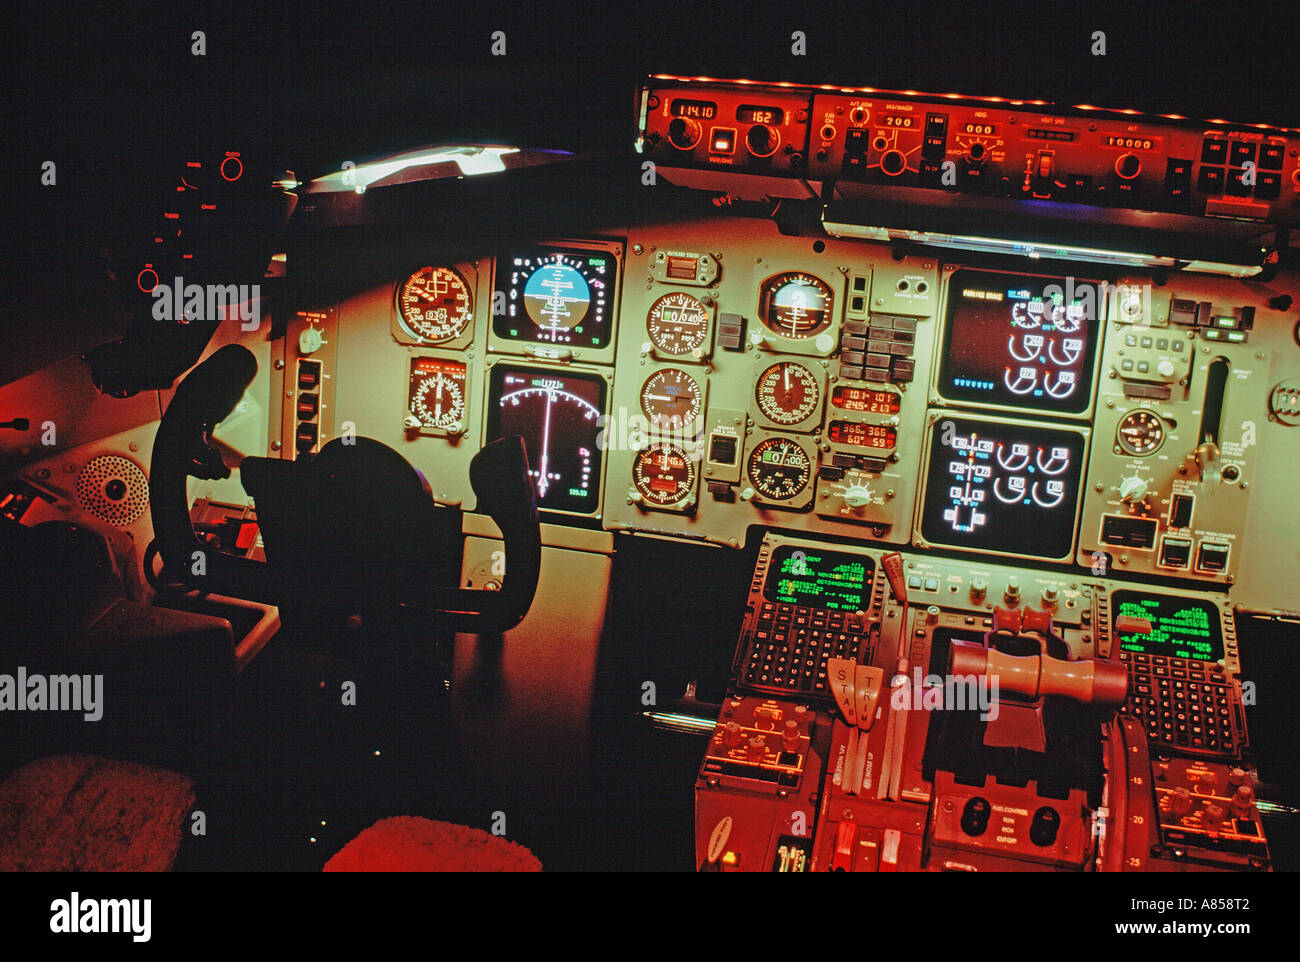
top-left (939, 269), bottom-right (1102, 415)
top-left (1112, 592), bottom-right (1224, 662)
top-left (919, 416), bottom-right (1087, 559)
top-left (763, 545), bottom-right (873, 611)
top-left (493, 247), bottom-right (616, 349)
top-left (485, 366), bottom-right (607, 514)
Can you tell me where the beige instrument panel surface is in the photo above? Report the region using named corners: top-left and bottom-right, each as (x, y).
top-left (274, 213), bottom-right (1300, 616)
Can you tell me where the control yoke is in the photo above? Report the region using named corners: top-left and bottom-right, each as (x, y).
top-left (148, 344), bottom-right (541, 634)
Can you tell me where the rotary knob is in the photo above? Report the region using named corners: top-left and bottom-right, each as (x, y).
top-left (747, 735), bottom-right (767, 760)
top-left (1231, 784), bottom-right (1256, 818)
top-left (723, 721), bottom-right (743, 748)
top-left (402, 414), bottom-right (422, 431)
top-left (1119, 476), bottom-right (1148, 503)
top-left (667, 117), bottom-right (702, 151)
top-left (298, 326), bottom-right (324, 355)
top-left (970, 576), bottom-right (988, 603)
top-left (1169, 788), bottom-right (1195, 817)
top-left (1156, 359), bottom-right (1176, 378)
top-left (843, 484), bottom-right (872, 509)
top-left (1041, 586), bottom-right (1059, 609)
top-left (746, 124), bottom-right (780, 158)
top-left (1228, 766), bottom-right (1248, 787)
top-left (1004, 577), bottom-right (1021, 606)
top-left (880, 149), bottom-right (908, 176)
top-left (781, 720), bottom-right (801, 752)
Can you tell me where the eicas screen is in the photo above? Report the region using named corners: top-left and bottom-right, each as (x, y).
top-left (938, 269), bottom-right (1103, 415)
top-left (485, 365), bottom-right (606, 514)
top-left (920, 416), bottom-right (1087, 560)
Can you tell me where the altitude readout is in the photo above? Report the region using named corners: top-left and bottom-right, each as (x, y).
top-left (758, 272), bottom-right (835, 339)
top-left (828, 421), bottom-right (896, 449)
top-left (407, 358), bottom-right (467, 432)
top-left (487, 367), bottom-right (606, 514)
top-left (397, 266), bottom-right (473, 342)
top-left (632, 443), bottom-right (696, 506)
top-left (647, 292), bottom-right (710, 355)
top-left (640, 368), bottom-right (702, 432)
top-left (1117, 410), bottom-right (1165, 456)
top-left (831, 385), bottom-right (900, 414)
top-left (755, 361), bottom-right (820, 425)
top-left (747, 437), bottom-right (812, 501)
top-left (494, 248), bottom-right (613, 348)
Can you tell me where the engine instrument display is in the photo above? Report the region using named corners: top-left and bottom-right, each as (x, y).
top-left (632, 442), bottom-right (697, 506)
top-left (763, 544), bottom-right (873, 610)
top-left (747, 436), bottom-right (812, 502)
top-left (647, 292), bottom-right (710, 355)
top-left (938, 269), bottom-right (1101, 415)
top-left (493, 247), bottom-right (614, 348)
top-left (920, 416), bottom-right (1087, 559)
top-left (758, 272), bottom-right (835, 339)
top-left (827, 421), bottom-right (896, 449)
top-left (640, 368), bottom-right (703, 432)
top-left (1116, 410), bottom-right (1165, 456)
top-left (486, 365), bottom-right (607, 514)
top-left (396, 266), bottom-right (474, 342)
top-left (1112, 591), bottom-right (1223, 662)
top-left (755, 360), bottom-right (820, 426)
top-left (407, 357), bottom-right (467, 433)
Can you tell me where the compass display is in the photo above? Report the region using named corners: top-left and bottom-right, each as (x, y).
top-left (494, 247), bottom-right (615, 348)
top-left (647, 292), bottom-right (710, 356)
top-left (920, 416), bottom-right (1087, 559)
top-left (396, 266), bottom-right (473, 342)
top-left (486, 366), bottom-right (607, 514)
top-left (632, 443), bottom-right (697, 506)
top-left (407, 357), bottom-right (467, 433)
top-left (939, 269), bottom-right (1101, 415)
top-left (758, 272), bottom-right (835, 339)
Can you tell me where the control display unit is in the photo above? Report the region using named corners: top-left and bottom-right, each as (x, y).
top-left (919, 415), bottom-right (1088, 560)
top-left (1112, 591), bottom-right (1224, 662)
top-left (762, 544), bottom-right (873, 611)
top-left (485, 365), bottom-right (607, 514)
top-left (938, 270), bottom-right (1102, 416)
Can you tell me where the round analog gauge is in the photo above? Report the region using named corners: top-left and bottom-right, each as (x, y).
top-left (640, 368), bottom-right (702, 432)
top-left (1117, 410), bottom-right (1165, 456)
top-left (747, 437), bottom-right (812, 501)
top-left (397, 266), bottom-right (474, 342)
top-left (755, 361), bottom-right (820, 425)
top-left (647, 292), bottom-right (710, 355)
top-left (633, 443), bottom-right (697, 505)
top-left (758, 272), bottom-right (835, 339)
top-left (408, 358), bottom-right (467, 432)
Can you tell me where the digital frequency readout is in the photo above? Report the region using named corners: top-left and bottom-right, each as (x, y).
top-left (1113, 593), bottom-right (1224, 662)
top-left (939, 269), bottom-right (1101, 415)
top-left (763, 545), bottom-right (873, 611)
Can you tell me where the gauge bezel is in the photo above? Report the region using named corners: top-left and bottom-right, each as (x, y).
top-left (631, 441), bottom-right (699, 512)
top-left (744, 432), bottom-right (817, 509)
top-left (407, 355), bottom-right (470, 439)
top-left (645, 290), bottom-right (714, 359)
top-left (1115, 409), bottom-right (1166, 456)
top-left (753, 269), bottom-right (843, 357)
top-left (751, 355), bottom-right (826, 433)
top-left (392, 264), bottom-right (477, 348)
top-left (639, 366), bottom-right (706, 438)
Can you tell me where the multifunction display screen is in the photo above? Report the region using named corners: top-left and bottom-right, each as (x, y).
top-left (1112, 592), bottom-right (1224, 662)
top-left (939, 269), bottom-right (1102, 415)
top-left (485, 366), bottom-right (606, 514)
top-left (920, 417), bottom-right (1087, 559)
top-left (762, 545), bottom-right (873, 611)
top-left (493, 247), bottom-right (615, 348)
